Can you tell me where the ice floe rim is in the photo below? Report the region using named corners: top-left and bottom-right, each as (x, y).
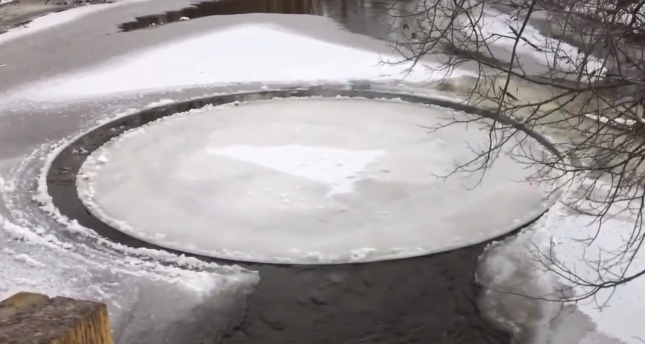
top-left (44, 85), bottom-right (564, 266)
top-left (78, 96), bottom-right (558, 263)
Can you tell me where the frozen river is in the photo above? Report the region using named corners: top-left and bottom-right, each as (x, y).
top-left (0, 0), bottom-right (642, 343)
top-left (0, 4), bottom-right (518, 339)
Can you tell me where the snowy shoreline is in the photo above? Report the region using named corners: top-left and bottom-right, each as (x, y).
top-left (1, 1), bottom-right (644, 343)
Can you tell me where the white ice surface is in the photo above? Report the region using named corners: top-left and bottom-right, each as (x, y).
top-left (9, 24), bottom-right (473, 102)
top-left (77, 97), bottom-right (555, 264)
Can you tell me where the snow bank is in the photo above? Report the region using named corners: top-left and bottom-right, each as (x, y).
top-left (476, 204), bottom-right (569, 344)
top-left (566, 0), bottom-right (645, 27)
top-left (0, 233), bottom-right (251, 343)
top-left (457, 8), bottom-right (606, 82)
top-left (9, 24), bottom-right (473, 102)
top-left (0, 3), bottom-right (108, 46)
top-left (0, 0), bottom-right (153, 46)
top-left (477, 178), bottom-right (645, 344)
top-left (0, 211), bottom-right (255, 343)
top-left (550, 180), bottom-right (645, 343)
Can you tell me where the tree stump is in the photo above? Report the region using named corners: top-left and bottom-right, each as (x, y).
top-left (0, 291), bottom-right (114, 344)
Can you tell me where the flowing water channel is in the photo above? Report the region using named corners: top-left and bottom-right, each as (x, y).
top-left (119, 0), bottom-right (417, 42)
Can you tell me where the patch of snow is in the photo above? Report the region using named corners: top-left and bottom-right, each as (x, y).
top-left (13, 253), bottom-right (46, 267)
top-left (584, 113), bottom-right (638, 128)
top-left (207, 145), bottom-right (385, 196)
top-left (9, 24), bottom-right (475, 102)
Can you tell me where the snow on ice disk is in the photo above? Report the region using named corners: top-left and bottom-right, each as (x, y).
top-left (77, 97), bottom-right (552, 264)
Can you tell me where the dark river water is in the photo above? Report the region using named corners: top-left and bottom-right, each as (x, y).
top-left (119, 0), bottom-right (415, 43)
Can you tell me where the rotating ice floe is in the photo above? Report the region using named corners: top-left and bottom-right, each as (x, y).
top-left (45, 85), bottom-right (562, 265)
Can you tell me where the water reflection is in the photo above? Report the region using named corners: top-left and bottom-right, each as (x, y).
top-left (119, 0), bottom-right (415, 42)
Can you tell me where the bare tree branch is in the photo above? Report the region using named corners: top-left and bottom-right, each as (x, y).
top-left (386, 0), bottom-right (645, 312)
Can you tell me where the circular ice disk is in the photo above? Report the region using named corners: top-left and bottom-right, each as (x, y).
top-left (77, 97), bottom-right (551, 264)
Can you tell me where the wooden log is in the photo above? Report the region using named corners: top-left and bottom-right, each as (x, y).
top-left (0, 291), bottom-right (114, 344)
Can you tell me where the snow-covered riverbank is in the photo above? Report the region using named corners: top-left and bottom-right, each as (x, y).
top-left (1, 1), bottom-right (643, 343)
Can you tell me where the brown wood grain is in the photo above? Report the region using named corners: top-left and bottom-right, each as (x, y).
top-left (0, 292), bottom-right (113, 344)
